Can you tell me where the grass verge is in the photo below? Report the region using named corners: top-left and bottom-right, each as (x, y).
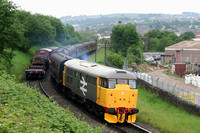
top-left (137, 87), bottom-right (200, 133)
top-left (163, 70), bottom-right (182, 78)
top-left (10, 50), bottom-right (33, 82)
top-left (88, 48), bottom-right (112, 65)
top-left (0, 71), bottom-right (101, 132)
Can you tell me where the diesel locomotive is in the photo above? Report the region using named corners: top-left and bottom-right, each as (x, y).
top-left (49, 52), bottom-right (139, 123)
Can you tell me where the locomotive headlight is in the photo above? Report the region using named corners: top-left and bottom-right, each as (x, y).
top-left (108, 108), bottom-right (115, 114)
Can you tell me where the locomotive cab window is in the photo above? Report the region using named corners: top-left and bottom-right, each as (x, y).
top-left (108, 79), bottom-right (116, 88)
top-left (117, 79), bottom-right (128, 84)
top-left (100, 78), bottom-right (137, 89)
top-left (129, 80), bottom-right (137, 89)
top-left (100, 78), bottom-right (108, 88)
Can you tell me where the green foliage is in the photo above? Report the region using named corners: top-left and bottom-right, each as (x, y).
top-left (144, 30), bottom-right (182, 52)
top-left (14, 10), bottom-right (82, 50)
top-left (10, 50), bottom-right (33, 82)
top-left (180, 31), bottom-right (195, 40)
top-left (107, 53), bottom-right (124, 68)
top-left (127, 45), bottom-right (143, 65)
top-left (98, 38), bottom-right (109, 44)
top-left (63, 24), bottom-right (83, 45)
top-left (79, 31), bottom-right (98, 42)
top-left (0, 71), bottom-right (102, 132)
top-left (0, 0), bottom-right (21, 72)
top-left (110, 23), bottom-right (143, 57)
top-left (0, 1), bottom-right (84, 73)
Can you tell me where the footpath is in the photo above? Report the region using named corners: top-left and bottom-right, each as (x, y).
top-left (139, 69), bottom-right (200, 106)
top-left (148, 69), bottom-right (200, 94)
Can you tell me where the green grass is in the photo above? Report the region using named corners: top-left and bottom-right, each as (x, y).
top-left (10, 50), bottom-right (33, 82)
top-left (163, 70), bottom-right (182, 78)
top-left (137, 87), bottom-right (200, 133)
top-left (88, 48), bottom-right (112, 65)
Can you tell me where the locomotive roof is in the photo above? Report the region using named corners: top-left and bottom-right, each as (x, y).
top-left (64, 59), bottom-right (136, 79)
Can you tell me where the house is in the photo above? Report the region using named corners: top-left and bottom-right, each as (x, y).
top-left (165, 41), bottom-right (200, 64)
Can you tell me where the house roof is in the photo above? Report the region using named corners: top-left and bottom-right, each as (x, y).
top-left (165, 41), bottom-right (200, 51)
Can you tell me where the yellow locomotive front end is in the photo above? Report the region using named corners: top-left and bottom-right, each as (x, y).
top-left (97, 76), bottom-right (139, 123)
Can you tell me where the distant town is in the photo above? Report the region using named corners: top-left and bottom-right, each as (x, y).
top-left (60, 12), bottom-right (200, 38)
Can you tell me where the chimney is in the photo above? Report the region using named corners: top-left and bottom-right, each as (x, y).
top-left (118, 21), bottom-right (122, 25)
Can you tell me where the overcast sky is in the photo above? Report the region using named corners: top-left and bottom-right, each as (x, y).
top-left (11, 0), bottom-right (200, 18)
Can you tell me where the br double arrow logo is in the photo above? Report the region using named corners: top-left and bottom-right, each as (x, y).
top-left (80, 76), bottom-right (87, 96)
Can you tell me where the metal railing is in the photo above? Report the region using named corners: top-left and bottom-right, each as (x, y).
top-left (134, 72), bottom-right (200, 106)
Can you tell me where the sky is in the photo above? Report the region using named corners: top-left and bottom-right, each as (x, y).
top-left (11, 0), bottom-right (200, 18)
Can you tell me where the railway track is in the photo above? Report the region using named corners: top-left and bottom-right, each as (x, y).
top-left (111, 122), bottom-right (152, 133)
top-left (131, 123), bottom-right (152, 133)
top-left (27, 80), bottom-right (51, 99)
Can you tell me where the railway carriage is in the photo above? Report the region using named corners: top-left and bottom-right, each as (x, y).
top-left (36, 47), bottom-right (58, 57)
top-left (25, 47), bottom-right (58, 79)
top-left (49, 53), bottom-right (139, 123)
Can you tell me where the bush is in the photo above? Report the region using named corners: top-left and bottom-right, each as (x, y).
top-left (107, 53), bottom-right (124, 68)
top-left (0, 71), bottom-right (101, 132)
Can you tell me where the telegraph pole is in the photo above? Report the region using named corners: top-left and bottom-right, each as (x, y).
top-left (95, 40), bottom-right (97, 62)
top-left (104, 40), bottom-right (107, 65)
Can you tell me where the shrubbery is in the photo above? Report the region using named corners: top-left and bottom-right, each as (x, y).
top-left (0, 71), bottom-right (101, 132)
top-left (107, 53), bottom-right (124, 68)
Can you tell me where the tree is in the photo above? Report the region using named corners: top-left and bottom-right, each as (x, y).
top-left (107, 53), bottom-right (124, 68)
top-left (63, 24), bottom-right (83, 45)
top-left (110, 23), bottom-right (143, 56)
top-left (144, 30), bottom-right (182, 52)
top-left (79, 31), bottom-right (98, 42)
top-left (0, 0), bottom-right (23, 72)
top-left (127, 45), bottom-right (143, 65)
top-left (180, 31), bottom-right (195, 39)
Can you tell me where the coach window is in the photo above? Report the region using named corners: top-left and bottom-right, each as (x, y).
top-left (92, 78), bottom-right (97, 86)
top-left (129, 80), bottom-right (136, 89)
top-left (74, 71), bottom-right (78, 77)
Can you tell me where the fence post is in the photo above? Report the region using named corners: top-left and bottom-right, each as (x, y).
top-left (156, 78), bottom-right (159, 87)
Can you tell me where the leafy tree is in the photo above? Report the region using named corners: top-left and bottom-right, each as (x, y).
top-left (144, 30), bottom-right (182, 52)
top-left (148, 38), bottom-right (160, 51)
top-left (127, 45), bottom-right (143, 65)
top-left (180, 31), bottom-right (195, 39)
top-left (107, 53), bottom-right (124, 68)
top-left (42, 15), bottom-right (65, 43)
top-left (110, 23), bottom-right (143, 56)
top-left (79, 31), bottom-right (98, 42)
top-left (32, 14), bottom-right (56, 46)
top-left (0, 0), bottom-right (24, 72)
top-left (63, 24), bottom-right (83, 45)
